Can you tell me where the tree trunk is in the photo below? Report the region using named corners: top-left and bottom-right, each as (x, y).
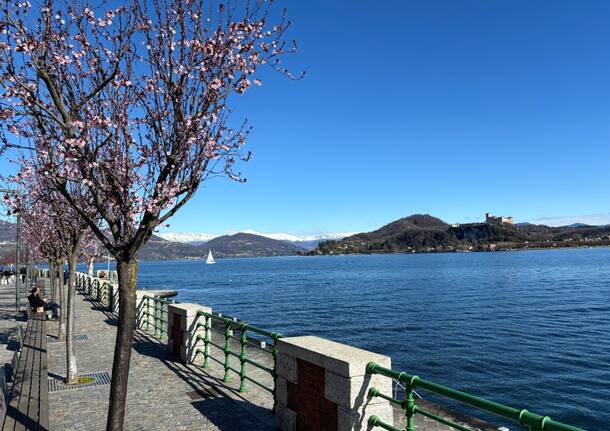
top-left (57, 259), bottom-right (66, 341)
top-left (66, 253), bottom-right (78, 384)
top-left (106, 258), bottom-right (138, 431)
top-left (87, 257), bottom-right (94, 277)
top-left (49, 260), bottom-right (56, 302)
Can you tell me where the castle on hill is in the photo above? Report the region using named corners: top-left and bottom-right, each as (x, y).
top-left (452, 212), bottom-right (514, 228)
top-left (485, 212), bottom-right (514, 225)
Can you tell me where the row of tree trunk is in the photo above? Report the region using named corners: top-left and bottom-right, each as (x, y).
top-left (46, 256), bottom-right (85, 385)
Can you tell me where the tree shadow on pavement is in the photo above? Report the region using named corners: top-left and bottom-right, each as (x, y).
top-left (130, 330), bottom-right (277, 431)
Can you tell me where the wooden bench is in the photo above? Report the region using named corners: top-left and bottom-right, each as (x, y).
top-left (2, 314), bottom-right (49, 430)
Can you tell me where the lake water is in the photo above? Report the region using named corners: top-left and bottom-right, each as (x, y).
top-left (109, 248), bottom-right (609, 429)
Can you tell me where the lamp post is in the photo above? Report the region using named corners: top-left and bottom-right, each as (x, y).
top-left (0, 188), bottom-right (21, 311)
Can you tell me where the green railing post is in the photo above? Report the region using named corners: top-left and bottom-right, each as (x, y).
top-left (271, 332), bottom-right (281, 412)
top-left (239, 324), bottom-right (248, 392)
top-left (223, 319), bottom-right (232, 382)
top-left (405, 378), bottom-right (416, 431)
top-left (154, 296), bottom-right (159, 338)
top-left (162, 301), bottom-right (168, 339)
top-left (146, 296), bottom-right (150, 332)
top-left (203, 315), bottom-right (210, 369)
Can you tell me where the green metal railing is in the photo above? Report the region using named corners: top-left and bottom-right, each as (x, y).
top-left (100, 281), bottom-right (110, 305)
top-left (366, 362), bottom-right (586, 431)
top-left (75, 272), bottom-right (115, 310)
top-left (89, 278), bottom-right (94, 296)
top-left (142, 295), bottom-right (172, 339)
top-left (193, 311), bottom-right (282, 396)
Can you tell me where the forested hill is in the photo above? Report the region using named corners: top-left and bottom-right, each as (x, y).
top-left (199, 233), bottom-right (302, 258)
top-left (139, 232), bottom-right (303, 259)
top-left (309, 214), bottom-right (610, 255)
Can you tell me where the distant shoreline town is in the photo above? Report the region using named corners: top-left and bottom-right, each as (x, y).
top-left (309, 213), bottom-right (610, 256)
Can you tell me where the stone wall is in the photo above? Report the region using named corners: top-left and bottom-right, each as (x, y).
top-left (275, 336), bottom-right (393, 431)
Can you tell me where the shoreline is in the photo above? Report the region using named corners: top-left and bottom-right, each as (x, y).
top-left (142, 243), bottom-right (610, 261)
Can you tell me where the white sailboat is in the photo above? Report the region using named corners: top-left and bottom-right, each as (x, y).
top-left (206, 249), bottom-right (216, 265)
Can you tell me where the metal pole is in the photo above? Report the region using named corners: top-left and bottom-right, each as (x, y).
top-left (24, 243), bottom-right (28, 293)
top-left (15, 212), bottom-right (20, 311)
top-left (25, 243), bottom-right (30, 292)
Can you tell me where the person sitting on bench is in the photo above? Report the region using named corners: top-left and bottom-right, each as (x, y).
top-left (27, 287), bottom-right (60, 319)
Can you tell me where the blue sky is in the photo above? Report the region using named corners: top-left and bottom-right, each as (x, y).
top-left (3, 1), bottom-right (610, 237)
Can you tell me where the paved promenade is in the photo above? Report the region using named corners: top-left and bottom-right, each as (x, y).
top-left (43, 279), bottom-right (276, 431)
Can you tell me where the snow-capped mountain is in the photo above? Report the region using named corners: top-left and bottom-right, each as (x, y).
top-left (236, 230), bottom-right (357, 250)
top-left (237, 230), bottom-right (356, 243)
top-left (157, 230), bottom-right (356, 249)
top-left (157, 232), bottom-right (217, 245)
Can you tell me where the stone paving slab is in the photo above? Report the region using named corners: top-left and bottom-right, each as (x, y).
top-left (46, 280), bottom-right (277, 431)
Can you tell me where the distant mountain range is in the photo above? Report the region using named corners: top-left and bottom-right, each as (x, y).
top-left (157, 230), bottom-right (352, 250)
top-left (309, 214), bottom-right (610, 255)
top-left (0, 220), bottom-right (15, 243)
top-left (3, 215), bottom-right (610, 261)
top-left (138, 232), bottom-right (304, 259)
top-left (0, 220), bottom-right (16, 260)
top-left (0, 219), bottom-right (307, 260)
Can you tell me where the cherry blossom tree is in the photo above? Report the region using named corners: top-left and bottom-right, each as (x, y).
top-left (3, 188), bottom-right (68, 339)
top-left (5, 162), bottom-right (96, 384)
top-left (0, 0), bottom-right (300, 428)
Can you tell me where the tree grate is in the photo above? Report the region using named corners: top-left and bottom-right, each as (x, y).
top-left (47, 334), bottom-right (89, 342)
top-left (48, 371), bottom-right (111, 392)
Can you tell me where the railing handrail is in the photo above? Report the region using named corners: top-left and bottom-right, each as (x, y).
top-left (366, 362), bottom-right (586, 431)
top-left (142, 294), bottom-right (176, 305)
top-left (196, 310), bottom-right (282, 341)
